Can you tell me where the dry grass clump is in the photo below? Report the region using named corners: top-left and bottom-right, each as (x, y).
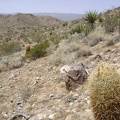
top-left (19, 86), bottom-right (33, 102)
top-left (88, 63), bottom-right (120, 120)
top-left (88, 26), bottom-right (105, 47)
top-left (106, 35), bottom-right (120, 46)
top-left (49, 39), bottom-right (92, 66)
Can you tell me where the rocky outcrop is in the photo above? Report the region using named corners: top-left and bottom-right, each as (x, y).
top-left (60, 63), bottom-right (89, 90)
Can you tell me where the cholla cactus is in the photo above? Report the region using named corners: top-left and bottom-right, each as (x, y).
top-left (88, 63), bottom-right (120, 120)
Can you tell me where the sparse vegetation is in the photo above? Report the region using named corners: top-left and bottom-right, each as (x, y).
top-left (0, 41), bottom-right (21, 56)
top-left (71, 24), bottom-right (91, 36)
top-left (106, 35), bottom-right (120, 46)
top-left (49, 39), bottom-right (92, 66)
top-left (103, 12), bottom-right (120, 33)
top-left (24, 41), bottom-right (49, 60)
top-left (19, 86), bottom-right (33, 102)
top-left (0, 7), bottom-right (120, 120)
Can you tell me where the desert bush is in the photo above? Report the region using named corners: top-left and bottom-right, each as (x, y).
top-left (88, 63), bottom-right (120, 120)
top-left (71, 24), bottom-right (84, 34)
top-left (103, 14), bottom-right (120, 33)
top-left (106, 35), bottom-right (120, 46)
top-left (103, 15), bottom-right (116, 33)
top-left (84, 10), bottom-right (99, 26)
top-left (88, 26), bottom-right (105, 46)
top-left (82, 25), bottom-right (91, 36)
top-left (24, 41), bottom-right (49, 60)
top-left (19, 86), bottom-right (33, 102)
top-left (106, 39), bottom-right (114, 46)
top-left (50, 34), bottom-right (61, 45)
top-left (71, 24), bottom-right (91, 36)
top-left (49, 39), bottom-right (92, 66)
top-left (0, 41), bottom-right (21, 56)
top-left (63, 22), bottom-right (68, 27)
top-left (89, 37), bottom-right (103, 47)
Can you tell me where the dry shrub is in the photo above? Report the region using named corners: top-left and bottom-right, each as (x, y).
top-left (88, 26), bottom-right (105, 46)
top-left (106, 35), bottom-right (120, 46)
top-left (0, 41), bottom-right (21, 56)
top-left (49, 39), bottom-right (92, 66)
top-left (19, 86), bottom-right (33, 102)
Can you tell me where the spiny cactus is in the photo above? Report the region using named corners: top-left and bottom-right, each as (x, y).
top-left (88, 63), bottom-right (120, 120)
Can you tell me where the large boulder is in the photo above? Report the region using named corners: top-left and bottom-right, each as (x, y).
top-left (60, 63), bottom-right (89, 90)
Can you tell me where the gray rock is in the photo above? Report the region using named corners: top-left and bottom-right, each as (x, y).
top-left (60, 63), bottom-right (88, 90)
top-left (29, 114), bottom-right (47, 120)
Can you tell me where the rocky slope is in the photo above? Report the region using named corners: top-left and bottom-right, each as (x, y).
top-left (0, 7), bottom-right (120, 120)
top-left (0, 32), bottom-right (120, 120)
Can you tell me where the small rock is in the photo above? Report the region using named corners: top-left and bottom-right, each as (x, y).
top-left (48, 113), bottom-right (57, 120)
top-left (8, 74), bottom-right (15, 80)
top-left (1, 112), bottom-right (9, 119)
top-left (36, 77), bottom-right (40, 80)
top-left (72, 94), bottom-right (79, 99)
top-left (49, 94), bottom-right (54, 98)
top-left (29, 114), bottom-right (47, 120)
top-left (93, 54), bottom-right (102, 60)
top-left (69, 102), bottom-right (74, 106)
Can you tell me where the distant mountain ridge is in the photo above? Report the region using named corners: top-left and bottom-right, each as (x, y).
top-left (0, 13), bottom-right (64, 27)
top-left (33, 13), bottom-right (84, 21)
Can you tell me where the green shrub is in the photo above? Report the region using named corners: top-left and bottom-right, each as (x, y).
top-left (84, 11), bottom-right (99, 26)
top-left (103, 15), bottom-right (116, 33)
top-left (71, 24), bottom-right (91, 36)
top-left (0, 41), bottom-right (21, 56)
top-left (88, 63), bottom-right (120, 120)
top-left (71, 24), bottom-right (84, 34)
top-left (24, 41), bottom-right (49, 60)
top-left (50, 34), bottom-right (61, 45)
top-left (103, 14), bottom-right (120, 33)
top-left (83, 25), bottom-right (91, 36)
top-left (63, 22), bottom-right (68, 27)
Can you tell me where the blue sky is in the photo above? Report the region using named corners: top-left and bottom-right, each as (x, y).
top-left (0, 0), bottom-right (120, 14)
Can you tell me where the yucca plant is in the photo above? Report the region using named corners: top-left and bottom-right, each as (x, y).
top-left (83, 25), bottom-right (91, 36)
top-left (84, 11), bottom-right (98, 26)
top-left (74, 24), bottom-right (84, 33)
top-left (71, 24), bottom-right (85, 34)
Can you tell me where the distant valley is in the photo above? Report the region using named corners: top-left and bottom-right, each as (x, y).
top-left (33, 13), bottom-right (84, 21)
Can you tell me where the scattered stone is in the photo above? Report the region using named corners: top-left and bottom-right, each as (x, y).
top-left (48, 113), bottom-right (57, 120)
top-left (1, 112), bottom-right (9, 119)
top-left (36, 77), bottom-right (41, 80)
top-left (29, 114), bottom-right (47, 120)
top-left (93, 54), bottom-right (102, 60)
top-left (8, 74), bottom-right (15, 80)
top-left (9, 113), bottom-right (31, 120)
top-left (49, 94), bottom-right (54, 98)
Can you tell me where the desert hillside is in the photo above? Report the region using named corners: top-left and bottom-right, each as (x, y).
top-left (0, 7), bottom-right (120, 120)
top-left (0, 13), bottom-right (64, 27)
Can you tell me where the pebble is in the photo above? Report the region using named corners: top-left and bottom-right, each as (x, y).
top-left (48, 113), bottom-right (57, 119)
top-left (29, 114), bottom-right (47, 120)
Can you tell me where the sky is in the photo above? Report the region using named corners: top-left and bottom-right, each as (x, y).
top-left (0, 0), bottom-right (120, 14)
